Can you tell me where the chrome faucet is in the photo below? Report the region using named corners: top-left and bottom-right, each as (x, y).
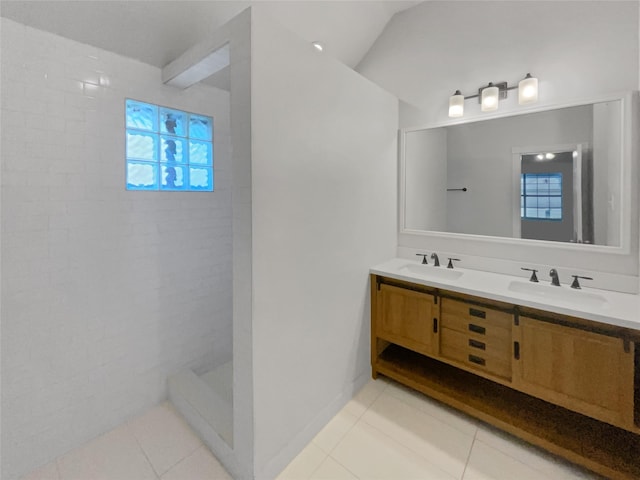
top-left (549, 268), bottom-right (560, 286)
top-left (431, 253), bottom-right (440, 267)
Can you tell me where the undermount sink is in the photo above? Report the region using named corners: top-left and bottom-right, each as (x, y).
top-left (507, 280), bottom-right (608, 308)
top-left (400, 263), bottom-right (464, 281)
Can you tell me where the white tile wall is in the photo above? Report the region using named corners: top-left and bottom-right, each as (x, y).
top-left (1, 18), bottom-right (233, 480)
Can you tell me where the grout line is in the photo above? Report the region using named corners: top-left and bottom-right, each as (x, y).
top-left (460, 428), bottom-right (477, 479)
top-left (318, 409), bottom-right (361, 456)
top-left (130, 404), bottom-right (205, 479)
top-left (472, 436), bottom-right (565, 480)
top-left (305, 449), bottom-right (330, 479)
top-left (354, 415), bottom-right (455, 479)
top-left (162, 446), bottom-right (209, 480)
top-left (384, 379), bottom-right (479, 438)
top-left (327, 454), bottom-right (361, 480)
top-left (356, 384), bottom-right (478, 479)
top-left (307, 380), bottom-right (389, 473)
top-left (126, 422), bottom-right (162, 479)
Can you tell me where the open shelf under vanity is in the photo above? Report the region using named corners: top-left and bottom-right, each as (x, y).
top-left (377, 344), bottom-right (640, 479)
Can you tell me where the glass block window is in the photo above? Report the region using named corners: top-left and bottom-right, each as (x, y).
top-left (126, 99), bottom-right (213, 191)
top-left (521, 173), bottom-right (562, 220)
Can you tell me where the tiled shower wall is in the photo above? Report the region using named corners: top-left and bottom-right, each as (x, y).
top-left (0, 18), bottom-right (232, 479)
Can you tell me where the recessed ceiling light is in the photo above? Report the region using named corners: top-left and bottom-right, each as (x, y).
top-left (312, 41), bottom-right (324, 52)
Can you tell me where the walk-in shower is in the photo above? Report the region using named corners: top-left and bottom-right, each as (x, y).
top-left (166, 61), bottom-right (234, 448)
top-left (169, 359), bottom-right (233, 446)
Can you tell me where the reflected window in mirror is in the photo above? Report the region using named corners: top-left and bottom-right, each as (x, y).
top-left (521, 173), bottom-right (563, 220)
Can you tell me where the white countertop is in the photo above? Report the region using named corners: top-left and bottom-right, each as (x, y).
top-left (371, 258), bottom-right (640, 331)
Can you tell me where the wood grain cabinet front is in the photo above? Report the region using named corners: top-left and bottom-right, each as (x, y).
top-left (376, 283), bottom-right (438, 357)
top-left (370, 274), bottom-right (640, 479)
top-left (439, 298), bottom-right (513, 380)
top-left (514, 315), bottom-right (636, 431)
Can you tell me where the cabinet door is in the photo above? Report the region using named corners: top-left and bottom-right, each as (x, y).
top-left (515, 316), bottom-right (635, 429)
top-left (376, 283), bottom-right (438, 356)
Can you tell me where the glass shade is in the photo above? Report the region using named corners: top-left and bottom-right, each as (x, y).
top-left (519, 74), bottom-right (538, 105)
top-left (481, 84), bottom-right (499, 112)
top-left (448, 91), bottom-right (464, 118)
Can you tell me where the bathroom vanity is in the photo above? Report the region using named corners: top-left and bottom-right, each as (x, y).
top-left (370, 259), bottom-right (640, 479)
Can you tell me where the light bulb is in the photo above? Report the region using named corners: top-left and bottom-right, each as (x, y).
top-left (481, 83), bottom-right (499, 112)
top-left (448, 90), bottom-right (464, 118)
top-left (312, 41), bottom-right (324, 52)
top-left (518, 73), bottom-right (538, 105)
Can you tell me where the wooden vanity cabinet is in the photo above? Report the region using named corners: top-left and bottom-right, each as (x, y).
top-left (513, 315), bottom-right (636, 430)
top-left (439, 297), bottom-right (513, 381)
top-left (370, 274), bottom-right (640, 480)
top-left (375, 281), bottom-right (438, 357)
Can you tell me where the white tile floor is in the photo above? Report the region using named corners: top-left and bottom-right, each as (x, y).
top-left (21, 378), bottom-right (599, 480)
top-left (275, 378), bottom-right (599, 480)
top-left (20, 402), bottom-right (232, 480)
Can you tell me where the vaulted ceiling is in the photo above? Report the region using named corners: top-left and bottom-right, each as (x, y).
top-left (0, 1), bottom-right (422, 69)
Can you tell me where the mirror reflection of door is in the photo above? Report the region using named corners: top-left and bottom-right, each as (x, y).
top-left (516, 145), bottom-right (593, 243)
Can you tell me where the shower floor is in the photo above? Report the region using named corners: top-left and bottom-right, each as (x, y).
top-left (200, 361), bottom-right (233, 405)
top-left (169, 360), bottom-right (233, 446)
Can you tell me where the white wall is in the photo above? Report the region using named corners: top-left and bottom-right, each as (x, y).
top-left (249, 11), bottom-right (398, 479)
top-left (358, 1), bottom-right (639, 127)
top-left (0, 18), bottom-right (233, 479)
top-left (404, 128), bottom-right (447, 231)
top-left (358, 0), bottom-right (639, 287)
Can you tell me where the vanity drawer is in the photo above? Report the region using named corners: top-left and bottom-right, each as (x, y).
top-left (441, 298), bottom-right (513, 338)
top-left (440, 327), bottom-right (511, 360)
top-left (440, 330), bottom-right (512, 379)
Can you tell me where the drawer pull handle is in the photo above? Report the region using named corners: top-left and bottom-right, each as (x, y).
top-left (468, 324), bottom-right (486, 335)
top-left (469, 308), bottom-right (486, 319)
top-left (468, 354), bottom-right (486, 366)
top-left (433, 318), bottom-right (438, 333)
top-left (514, 341), bottom-right (520, 360)
top-left (469, 339), bottom-right (486, 350)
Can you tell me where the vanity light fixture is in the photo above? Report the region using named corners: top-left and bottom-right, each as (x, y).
top-left (448, 73), bottom-right (539, 117)
top-left (481, 83), bottom-right (500, 112)
top-left (448, 90), bottom-right (465, 117)
top-left (518, 73), bottom-right (538, 104)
